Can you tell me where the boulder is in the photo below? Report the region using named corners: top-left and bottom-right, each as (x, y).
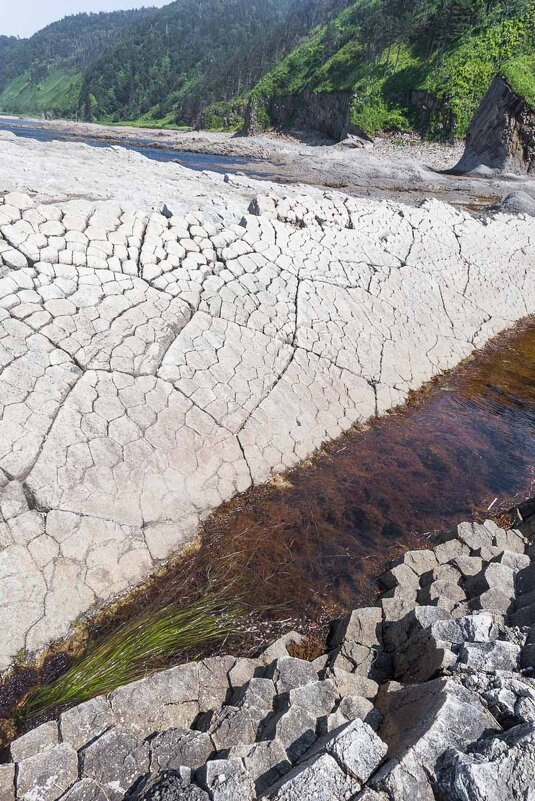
top-left (17, 743), bottom-right (79, 801)
top-left (81, 726), bottom-right (149, 799)
top-left (437, 722), bottom-right (535, 801)
top-left (61, 779), bottom-right (110, 801)
top-left (150, 728), bottom-right (214, 771)
top-left (265, 752), bottom-right (360, 800)
top-left (10, 720), bottom-right (59, 761)
top-left (372, 678), bottom-right (500, 800)
top-left (0, 764), bottom-right (15, 801)
top-left (197, 758), bottom-right (255, 801)
top-left (129, 772), bottom-right (208, 801)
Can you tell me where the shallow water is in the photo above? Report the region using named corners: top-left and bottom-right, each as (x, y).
top-left (0, 116), bottom-right (271, 178)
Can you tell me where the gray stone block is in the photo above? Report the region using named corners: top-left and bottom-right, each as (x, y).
top-left (288, 680), bottom-right (338, 718)
top-left (60, 696), bottom-right (114, 751)
top-left (239, 740), bottom-right (292, 793)
top-left (150, 728), bottom-right (214, 771)
top-left (328, 666), bottom-right (378, 699)
top-left (434, 537), bottom-right (470, 565)
top-left (262, 704), bottom-right (318, 763)
top-left (372, 678), bottom-right (499, 800)
top-left (197, 758), bottom-right (255, 801)
top-left (265, 753), bottom-right (360, 800)
top-left (130, 772), bottom-right (208, 801)
top-left (459, 641), bottom-right (521, 672)
top-left (510, 603), bottom-right (535, 627)
top-left (228, 657), bottom-right (263, 689)
top-left (378, 563), bottom-right (420, 592)
top-left (10, 720), bottom-right (59, 762)
top-left (266, 656), bottom-right (318, 694)
top-left (457, 614), bottom-right (497, 643)
top-left (60, 779), bottom-right (110, 801)
top-left (493, 550), bottom-right (530, 571)
top-left (471, 587), bottom-right (514, 613)
top-left (0, 764), bottom-right (15, 801)
top-left (452, 555), bottom-right (483, 577)
top-left (81, 725), bottom-right (149, 798)
top-left (313, 718), bottom-right (387, 783)
top-left (17, 743), bottom-right (79, 801)
top-left (436, 722), bottom-right (535, 801)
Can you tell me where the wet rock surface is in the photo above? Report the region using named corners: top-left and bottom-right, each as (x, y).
top-left (0, 184), bottom-right (533, 674)
top-left (5, 517), bottom-right (535, 799)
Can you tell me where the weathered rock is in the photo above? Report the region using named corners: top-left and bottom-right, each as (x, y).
top-left (262, 704), bottom-right (318, 762)
top-left (309, 719), bottom-right (387, 784)
top-left (150, 728), bottom-right (214, 771)
top-left (455, 75), bottom-right (535, 175)
top-left (10, 720), bottom-right (59, 761)
top-left (372, 678), bottom-right (500, 800)
top-left (437, 722), bottom-right (535, 801)
top-left (238, 740), bottom-right (291, 793)
top-left (458, 641), bottom-right (521, 672)
top-left (0, 764), bottom-right (15, 801)
top-left (60, 696), bottom-right (114, 751)
top-left (266, 657), bottom-right (318, 694)
top-left (328, 666), bottom-right (378, 700)
top-left (17, 743), bottom-right (79, 801)
top-left (288, 680), bottom-right (338, 718)
top-left (81, 726), bottom-right (150, 798)
top-left (265, 752), bottom-right (360, 800)
top-left (129, 772), bottom-right (208, 801)
top-left (61, 779), bottom-right (110, 801)
top-left (197, 758), bottom-right (255, 801)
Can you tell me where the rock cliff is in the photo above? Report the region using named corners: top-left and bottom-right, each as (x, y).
top-left (455, 75), bottom-right (535, 175)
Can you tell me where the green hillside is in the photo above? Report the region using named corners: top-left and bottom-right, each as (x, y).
top-left (0, 8), bottom-right (156, 118)
top-left (248, 0), bottom-right (535, 138)
top-left (78, 0), bottom-right (347, 125)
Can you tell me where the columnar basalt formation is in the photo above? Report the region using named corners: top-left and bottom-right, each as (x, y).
top-left (3, 516), bottom-right (535, 801)
top-left (0, 187), bottom-right (534, 674)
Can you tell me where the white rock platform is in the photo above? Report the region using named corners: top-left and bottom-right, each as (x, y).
top-left (0, 177), bottom-right (534, 673)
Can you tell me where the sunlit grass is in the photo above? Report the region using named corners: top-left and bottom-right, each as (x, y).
top-left (18, 594), bottom-right (247, 723)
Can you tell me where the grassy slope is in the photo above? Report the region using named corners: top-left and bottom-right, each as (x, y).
top-left (251, 1), bottom-right (535, 138)
top-left (502, 55), bottom-right (535, 108)
top-left (0, 69), bottom-right (82, 117)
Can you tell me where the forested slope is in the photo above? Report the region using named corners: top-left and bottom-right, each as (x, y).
top-left (77, 0), bottom-right (347, 126)
top-left (0, 8), bottom-right (156, 117)
top-left (249, 0), bottom-right (535, 138)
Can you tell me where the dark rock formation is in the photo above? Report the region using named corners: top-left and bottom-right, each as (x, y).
top-left (241, 91), bottom-right (371, 143)
top-left (454, 75), bottom-right (535, 175)
top-left (490, 191), bottom-right (535, 217)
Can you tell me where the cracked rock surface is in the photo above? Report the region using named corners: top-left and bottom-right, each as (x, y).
top-left (4, 517), bottom-right (535, 800)
top-left (0, 179), bottom-right (534, 673)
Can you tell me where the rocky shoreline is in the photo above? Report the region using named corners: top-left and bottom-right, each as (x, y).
top-left (2, 511), bottom-right (534, 801)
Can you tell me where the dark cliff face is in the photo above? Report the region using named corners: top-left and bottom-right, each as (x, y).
top-left (454, 75), bottom-right (535, 175)
top-left (242, 90), bottom-right (360, 141)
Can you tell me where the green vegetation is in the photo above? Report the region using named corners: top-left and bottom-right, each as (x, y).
top-left (502, 55), bottom-right (535, 107)
top-left (18, 594), bottom-right (247, 722)
top-left (0, 8), bottom-right (155, 118)
top-left (0, 69), bottom-right (82, 117)
top-left (251, 0), bottom-right (535, 138)
top-left (0, 0), bottom-right (533, 137)
top-left (78, 0), bottom-right (346, 125)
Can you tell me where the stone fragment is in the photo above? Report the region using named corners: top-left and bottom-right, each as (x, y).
top-left (262, 704), bottom-right (318, 762)
top-left (150, 728), bottom-right (214, 771)
top-left (81, 726), bottom-right (149, 798)
top-left (0, 764), bottom-right (15, 801)
top-left (197, 758), bottom-right (255, 801)
top-left (265, 753), bottom-right (360, 801)
top-left (10, 720), bottom-right (59, 761)
top-left (60, 696), bottom-right (114, 751)
top-left (17, 743), bottom-right (79, 801)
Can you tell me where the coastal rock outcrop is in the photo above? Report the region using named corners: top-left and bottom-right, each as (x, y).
top-left (455, 75), bottom-right (535, 175)
top-left (0, 188), bottom-right (534, 675)
top-left (4, 514), bottom-right (535, 800)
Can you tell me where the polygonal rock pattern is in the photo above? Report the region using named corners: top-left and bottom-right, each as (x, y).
top-left (1, 187), bottom-right (535, 672)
